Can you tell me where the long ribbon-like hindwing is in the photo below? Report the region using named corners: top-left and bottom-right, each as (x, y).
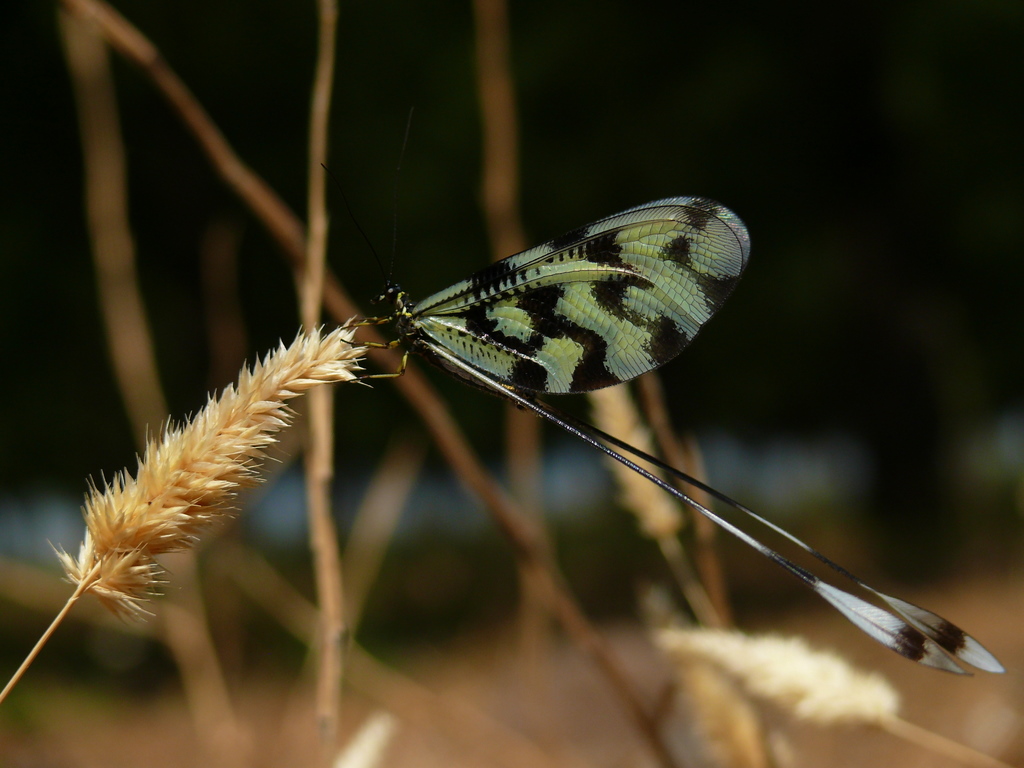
top-left (362, 197), bottom-right (1002, 674)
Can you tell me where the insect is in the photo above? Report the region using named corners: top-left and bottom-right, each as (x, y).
top-left (355, 196), bottom-right (1003, 674)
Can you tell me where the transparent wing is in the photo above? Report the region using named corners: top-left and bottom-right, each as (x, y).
top-left (412, 197), bottom-right (750, 393)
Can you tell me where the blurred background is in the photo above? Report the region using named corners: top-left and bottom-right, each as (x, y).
top-left (1, 0), bottom-right (1022, 765)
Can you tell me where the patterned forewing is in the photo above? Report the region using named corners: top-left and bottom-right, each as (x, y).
top-left (411, 197), bottom-right (750, 394)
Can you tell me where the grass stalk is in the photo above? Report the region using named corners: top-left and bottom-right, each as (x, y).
top-left (58, 7), bottom-right (167, 443)
top-left (589, 385), bottom-right (721, 629)
top-left (303, 0), bottom-right (344, 753)
top-left (0, 562), bottom-right (99, 705)
top-left (637, 373), bottom-right (733, 626)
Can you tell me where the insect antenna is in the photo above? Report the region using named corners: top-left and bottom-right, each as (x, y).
top-left (388, 107), bottom-right (415, 288)
top-left (321, 163), bottom-right (389, 287)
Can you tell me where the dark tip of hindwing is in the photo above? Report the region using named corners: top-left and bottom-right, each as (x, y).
top-left (813, 581), bottom-right (968, 673)
top-left (881, 595), bottom-right (1005, 673)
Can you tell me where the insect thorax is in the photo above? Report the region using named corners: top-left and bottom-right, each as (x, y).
top-left (391, 289), bottom-right (419, 342)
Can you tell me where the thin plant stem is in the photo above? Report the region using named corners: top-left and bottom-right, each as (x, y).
top-left (59, 7), bottom-right (166, 443)
top-left (472, 0), bottom-right (525, 261)
top-left (656, 536), bottom-right (722, 630)
top-left (221, 543), bottom-right (319, 641)
top-left (225, 554), bottom-right (560, 768)
top-left (200, 218), bottom-right (249, 387)
top-left (0, 563), bottom-right (100, 705)
top-left (342, 435), bottom-right (425, 633)
top-left (880, 718), bottom-right (1015, 768)
top-left (471, 0), bottom-right (561, 746)
top-left (58, 0), bottom-right (307, 273)
top-left (637, 373), bottom-right (732, 627)
top-left (589, 385), bottom-right (719, 631)
top-left (161, 555), bottom-right (252, 768)
top-left (349, 645), bottom-right (562, 768)
top-left (302, 0), bottom-right (344, 754)
top-left (471, 0), bottom-right (542, 520)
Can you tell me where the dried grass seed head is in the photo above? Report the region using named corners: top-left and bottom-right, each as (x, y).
top-left (657, 628), bottom-right (901, 726)
top-left (58, 326), bottom-right (364, 619)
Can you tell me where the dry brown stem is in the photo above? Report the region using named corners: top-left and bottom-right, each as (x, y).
top-left (637, 373), bottom-right (733, 627)
top-left (343, 435), bottom-right (426, 631)
top-left (349, 646), bottom-right (562, 768)
top-left (0, 564), bottom-right (98, 704)
top-left (59, 8), bottom-right (166, 445)
top-left (589, 385), bottom-right (720, 629)
top-left (58, 0), bottom-right (308, 272)
top-left (472, 0), bottom-right (542, 521)
top-left (880, 717), bottom-right (1015, 768)
top-left (161, 554), bottom-right (252, 768)
top-left (200, 218), bottom-right (249, 386)
top-left (589, 386), bottom-right (683, 540)
top-left (302, 0), bottom-right (344, 752)
top-left (473, 0), bottom-right (526, 262)
top-left (471, 0), bottom-right (564, 747)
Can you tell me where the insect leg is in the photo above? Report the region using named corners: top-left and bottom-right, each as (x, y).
top-left (357, 346), bottom-right (410, 381)
top-left (347, 315), bottom-right (393, 328)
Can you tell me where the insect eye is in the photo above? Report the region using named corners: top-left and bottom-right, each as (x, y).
top-left (371, 284), bottom-right (401, 305)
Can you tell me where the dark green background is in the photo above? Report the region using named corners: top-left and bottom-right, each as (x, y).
top-left (1, 0), bottom-right (1022, 576)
